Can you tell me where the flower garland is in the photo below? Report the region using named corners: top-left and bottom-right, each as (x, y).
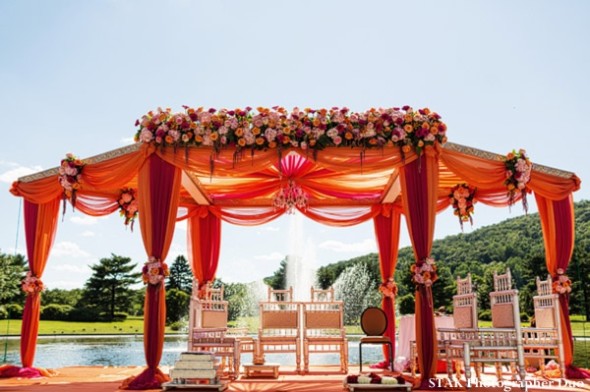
top-left (553, 268), bottom-right (572, 295)
top-left (21, 272), bottom-right (44, 294)
top-left (449, 183), bottom-right (476, 230)
top-left (134, 106), bottom-right (447, 158)
top-left (504, 149), bottom-right (532, 213)
top-left (142, 257), bottom-right (169, 286)
top-left (118, 188), bottom-right (139, 230)
top-left (379, 277), bottom-right (398, 299)
top-left (58, 153), bottom-right (85, 212)
top-left (345, 373), bottom-right (405, 385)
top-left (410, 257), bottom-right (438, 287)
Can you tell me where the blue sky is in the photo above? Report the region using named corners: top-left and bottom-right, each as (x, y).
top-left (0, 1), bottom-right (588, 289)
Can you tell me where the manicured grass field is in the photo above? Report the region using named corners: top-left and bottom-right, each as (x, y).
top-left (0, 317), bottom-right (179, 335)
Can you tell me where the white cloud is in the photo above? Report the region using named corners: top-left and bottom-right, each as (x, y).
top-left (51, 263), bottom-right (89, 273)
top-left (70, 215), bottom-right (99, 225)
top-left (46, 280), bottom-right (85, 290)
top-left (80, 230), bottom-right (95, 237)
top-left (256, 226), bottom-right (280, 233)
top-left (318, 238), bottom-right (377, 253)
top-left (51, 241), bottom-right (91, 258)
top-left (253, 252), bottom-right (284, 262)
top-left (0, 165), bottom-right (44, 183)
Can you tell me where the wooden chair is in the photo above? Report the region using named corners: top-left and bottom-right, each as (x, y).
top-left (310, 286), bottom-right (335, 302)
top-left (359, 307), bottom-right (393, 372)
top-left (462, 269), bottom-right (527, 387)
top-left (302, 301), bottom-right (348, 373)
top-left (258, 301), bottom-right (302, 373)
top-left (436, 273), bottom-right (480, 379)
top-left (521, 275), bottom-right (565, 376)
top-left (268, 286), bottom-right (294, 302)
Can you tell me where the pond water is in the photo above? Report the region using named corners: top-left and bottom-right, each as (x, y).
top-left (0, 335), bottom-right (386, 369)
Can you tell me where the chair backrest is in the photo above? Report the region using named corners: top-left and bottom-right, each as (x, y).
top-left (191, 279), bottom-right (224, 301)
top-left (259, 301), bottom-right (300, 336)
top-left (268, 286), bottom-right (294, 302)
top-left (360, 307), bottom-right (388, 336)
top-left (533, 275), bottom-right (560, 329)
top-left (302, 302), bottom-right (344, 338)
top-left (493, 268), bottom-right (513, 292)
top-left (311, 286), bottom-right (335, 302)
top-left (453, 274), bottom-right (478, 329)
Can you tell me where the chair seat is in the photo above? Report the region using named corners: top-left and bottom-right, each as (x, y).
top-left (360, 336), bottom-right (391, 344)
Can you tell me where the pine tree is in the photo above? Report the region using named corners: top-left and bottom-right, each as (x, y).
top-left (81, 254), bottom-right (141, 320)
top-left (166, 255), bottom-right (193, 294)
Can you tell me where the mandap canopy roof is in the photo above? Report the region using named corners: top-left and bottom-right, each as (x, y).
top-left (7, 106), bottom-right (583, 387)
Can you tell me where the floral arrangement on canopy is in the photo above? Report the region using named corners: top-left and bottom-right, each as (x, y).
top-left (504, 149), bottom-right (532, 213)
top-left (553, 268), bottom-right (572, 295)
top-left (118, 188), bottom-right (139, 230)
top-left (379, 277), bottom-right (398, 299)
top-left (58, 153), bottom-right (85, 211)
top-left (134, 106), bottom-right (447, 159)
top-left (21, 272), bottom-right (44, 294)
top-left (410, 257), bottom-right (438, 287)
top-left (142, 257), bottom-right (169, 286)
top-left (449, 183), bottom-right (476, 230)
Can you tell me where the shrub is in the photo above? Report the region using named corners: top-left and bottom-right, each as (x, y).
top-left (67, 307), bottom-right (101, 322)
top-left (397, 294), bottom-right (415, 315)
top-left (478, 309), bottom-right (491, 321)
top-left (0, 306), bottom-right (8, 319)
top-left (169, 321), bottom-right (186, 331)
top-left (5, 303), bottom-right (23, 319)
top-left (112, 312), bottom-right (128, 322)
top-left (41, 304), bottom-right (73, 320)
top-left (520, 312), bottom-right (529, 323)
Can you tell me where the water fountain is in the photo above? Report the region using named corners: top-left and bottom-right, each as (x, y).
top-left (285, 212), bottom-right (316, 301)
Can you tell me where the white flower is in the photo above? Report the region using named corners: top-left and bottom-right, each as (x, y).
top-left (357, 376), bottom-right (371, 384)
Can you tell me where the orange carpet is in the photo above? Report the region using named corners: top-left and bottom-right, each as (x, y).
top-left (1, 366), bottom-right (589, 392)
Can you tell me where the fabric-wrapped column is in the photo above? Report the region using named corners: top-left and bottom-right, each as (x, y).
top-left (399, 148), bottom-right (439, 388)
top-left (187, 207), bottom-right (222, 288)
top-left (121, 153), bottom-right (181, 390)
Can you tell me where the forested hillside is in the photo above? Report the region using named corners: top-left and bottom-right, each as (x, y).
top-left (315, 200), bottom-right (590, 318)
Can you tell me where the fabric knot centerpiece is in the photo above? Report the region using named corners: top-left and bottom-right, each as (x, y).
top-left (58, 153), bottom-right (85, 212)
top-left (142, 257), bottom-right (169, 285)
top-left (553, 268), bottom-right (572, 295)
top-left (450, 183), bottom-right (476, 230)
top-left (272, 179), bottom-right (308, 214)
top-left (118, 188), bottom-right (139, 230)
top-left (379, 277), bottom-right (398, 299)
top-left (410, 257), bottom-right (438, 287)
top-left (504, 149), bottom-right (532, 213)
top-left (21, 272), bottom-right (44, 294)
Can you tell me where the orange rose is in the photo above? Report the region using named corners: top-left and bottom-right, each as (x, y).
top-left (210, 132), bottom-right (219, 141)
top-left (345, 132), bottom-right (353, 140)
top-left (402, 145), bottom-right (411, 153)
top-left (238, 138), bottom-right (246, 147)
top-left (256, 137), bottom-right (265, 145)
top-left (404, 124), bottom-right (413, 133)
top-left (252, 127), bottom-right (261, 135)
top-left (235, 128), bottom-right (244, 137)
top-left (268, 141), bottom-right (277, 148)
top-left (418, 140), bottom-right (424, 147)
top-left (430, 126), bottom-right (439, 135)
top-left (165, 135), bottom-right (174, 144)
top-left (195, 135), bottom-right (203, 143)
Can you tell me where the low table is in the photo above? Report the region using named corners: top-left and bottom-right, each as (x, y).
top-left (242, 363), bottom-right (280, 378)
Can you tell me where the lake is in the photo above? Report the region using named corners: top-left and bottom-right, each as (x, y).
top-left (0, 335), bottom-right (386, 369)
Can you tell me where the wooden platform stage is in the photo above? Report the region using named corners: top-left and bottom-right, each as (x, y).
top-left (1, 365), bottom-right (589, 392)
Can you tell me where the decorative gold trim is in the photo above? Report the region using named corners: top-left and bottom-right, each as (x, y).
top-left (444, 142), bottom-right (575, 179)
top-left (18, 143), bottom-right (142, 183)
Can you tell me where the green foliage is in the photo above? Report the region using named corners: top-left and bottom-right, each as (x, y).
top-left (42, 288), bottom-right (83, 307)
top-left (478, 309), bottom-right (491, 321)
top-left (169, 321), bottom-right (185, 331)
top-left (165, 288), bottom-right (190, 324)
top-left (0, 253), bottom-right (26, 304)
top-left (333, 263), bottom-right (380, 325)
top-left (5, 303), bottom-right (23, 319)
top-left (41, 304), bottom-right (73, 320)
top-left (79, 254), bottom-right (141, 321)
top-left (397, 294), bottom-right (415, 315)
top-left (0, 306), bottom-right (8, 319)
top-left (166, 255), bottom-right (193, 294)
top-left (264, 258), bottom-right (287, 289)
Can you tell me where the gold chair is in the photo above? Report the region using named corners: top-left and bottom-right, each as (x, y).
top-left (522, 275), bottom-right (565, 376)
top-left (359, 307), bottom-right (393, 372)
top-left (302, 301), bottom-right (348, 373)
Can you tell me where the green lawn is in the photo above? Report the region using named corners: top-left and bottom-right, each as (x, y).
top-left (0, 317), bottom-right (179, 335)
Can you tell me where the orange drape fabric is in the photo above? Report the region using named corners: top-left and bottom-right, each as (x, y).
top-left (187, 207), bottom-right (222, 287)
top-left (399, 147), bottom-right (439, 387)
top-left (121, 153), bottom-right (181, 390)
top-left (20, 198), bottom-right (61, 368)
top-left (373, 204), bottom-right (402, 362)
top-left (535, 193), bottom-right (576, 371)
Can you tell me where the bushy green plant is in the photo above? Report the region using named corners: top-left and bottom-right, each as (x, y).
top-left (0, 306), bottom-right (8, 319)
top-left (112, 312), bottom-right (128, 322)
top-left (478, 309), bottom-right (491, 321)
top-left (397, 294), bottom-right (415, 315)
top-left (169, 321), bottom-right (186, 331)
top-left (41, 304), bottom-right (73, 320)
top-left (5, 303), bottom-right (23, 319)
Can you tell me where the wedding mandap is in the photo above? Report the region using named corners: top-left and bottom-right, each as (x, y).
top-left (3, 106), bottom-right (582, 389)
